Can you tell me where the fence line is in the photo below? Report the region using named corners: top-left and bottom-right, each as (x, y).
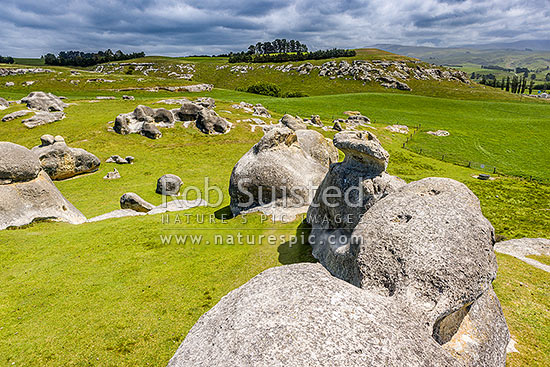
top-left (401, 124), bottom-right (549, 184)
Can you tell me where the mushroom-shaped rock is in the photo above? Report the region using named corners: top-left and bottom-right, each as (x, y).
top-left (31, 136), bottom-right (100, 180)
top-left (20, 91), bottom-right (67, 112)
top-left (307, 131), bottom-right (405, 256)
top-left (195, 109), bottom-right (230, 134)
top-left (168, 263), bottom-right (503, 367)
top-left (156, 174), bottom-right (183, 196)
top-left (334, 131), bottom-right (389, 172)
top-left (0, 142), bottom-right (86, 230)
top-left (229, 127), bottom-right (338, 219)
top-left (120, 192), bottom-right (155, 212)
top-left (280, 114), bottom-right (307, 131)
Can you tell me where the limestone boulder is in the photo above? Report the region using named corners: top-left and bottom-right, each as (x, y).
top-left (31, 136), bottom-right (100, 180)
top-left (332, 178), bottom-right (500, 335)
top-left (168, 263), bottom-right (487, 367)
top-left (156, 174), bottom-right (183, 196)
top-left (195, 109), bottom-right (231, 134)
top-left (229, 127), bottom-right (338, 218)
top-left (22, 111), bottom-right (65, 128)
top-left (307, 131), bottom-right (405, 254)
top-left (173, 102), bottom-right (203, 121)
top-left (20, 91), bottom-right (67, 112)
top-left (120, 192), bottom-right (155, 212)
top-left (2, 110), bottom-right (32, 122)
top-left (0, 142), bottom-right (86, 230)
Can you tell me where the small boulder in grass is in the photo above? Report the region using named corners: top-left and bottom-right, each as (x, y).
top-left (156, 174), bottom-right (183, 196)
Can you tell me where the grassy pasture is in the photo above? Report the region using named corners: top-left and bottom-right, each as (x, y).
top-left (0, 55), bottom-right (548, 365)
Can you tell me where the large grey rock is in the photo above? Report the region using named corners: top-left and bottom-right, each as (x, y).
top-left (229, 127), bottom-right (337, 219)
top-left (153, 108), bottom-right (174, 127)
top-left (22, 111), bottom-right (65, 128)
top-left (0, 142), bottom-right (86, 230)
top-left (280, 114), bottom-right (307, 130)
top-left (323, 177), bottom-right (507, 356)
top-left (2, 110), bottom-right (32, 122)
top-left (31, 136), bottom-right (100, 180)
top-left (141, 122), bottom-right (163, 139)
top-left (120, 192), bottom-right (155, 212)
top-left (195, 109), bottom-right (231, 134)
top-left (173, 102), bottom-right (203, 121)
top-left (156, 174), bottom-right (183, 195)
top-left (0, 142), bottom-right (42, 183)
top-left (20, 91), bottom-right (67, 112)
top-left (168, 263), bottom-right (491, 367)
top-left (307, 131), bottom-right (405, 254)
top-left (114, 104), bottom-right (182, 138)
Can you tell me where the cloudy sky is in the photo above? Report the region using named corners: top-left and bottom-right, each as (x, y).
top-left (0, 0), bottom-right (549, 57)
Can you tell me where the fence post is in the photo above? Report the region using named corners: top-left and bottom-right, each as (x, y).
top-left (442, 155), bottom-right (445, 161)
top-left (493, 167), bottom-right (496, 174)
top-left (468, 162), bottom-right (471, 168)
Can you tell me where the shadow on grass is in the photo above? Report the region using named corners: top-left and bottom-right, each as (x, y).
top-left (277, 220), bottom-right (317, 265)
top-left (214, 205), bottom-right (234, 220)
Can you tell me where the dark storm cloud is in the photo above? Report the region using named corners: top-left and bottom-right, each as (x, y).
top-left (0, 0), bottom-right (548, 57)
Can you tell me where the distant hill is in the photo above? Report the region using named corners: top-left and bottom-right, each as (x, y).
top-left (372, 44), bottom-right (550, 70)
top-left (460, 39), bottom-right (550, 51)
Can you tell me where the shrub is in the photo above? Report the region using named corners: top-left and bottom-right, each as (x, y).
top-left (245, 82), bottom-right (281, 97)
top-left (282, 91), bottom-right (309, 98)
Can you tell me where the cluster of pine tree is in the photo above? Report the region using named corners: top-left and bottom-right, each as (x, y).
top-left (42, 50), bottom-right (145, 67)
top-left (480, 74), bottom-right (536, 94)
top-left (0, 55), bottom-right (15, 64)
top-left (247, 39), bottom-right (308, 55)
top-left (229, 47), bottom-right (356, 63)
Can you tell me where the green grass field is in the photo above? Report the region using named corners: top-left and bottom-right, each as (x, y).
top-left (0, 50), bottom-right (549, 366)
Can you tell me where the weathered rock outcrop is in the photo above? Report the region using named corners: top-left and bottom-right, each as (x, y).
top-left (21, 91), bottom-right (67, 112)
top-left (307, 131), bottom-right (405, 253)
top-left (106, 155), bottom-right (134, 164)
top-left (120, 192), bottom-right (155, 212)
top-left (113, 100), bottom-right (230, 137)
top-left (22, 111), bottom-right (66, 129)
top-left (2, 109), bottom-right (32, 122)
top-left (156, 174), bottom-right (183, 196)
top-left (195, 109), bottom-right (231, 134)
top-left (168, 263), bottom-right (505, 367)
top-left (31, 135), bottom-right (100, 180)
top-left (309, 177), bottom-right (508, 366)
top-left (0, 142), bottom-right (86, 230)
top-left (229, 127), bottom-right (338, 219)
